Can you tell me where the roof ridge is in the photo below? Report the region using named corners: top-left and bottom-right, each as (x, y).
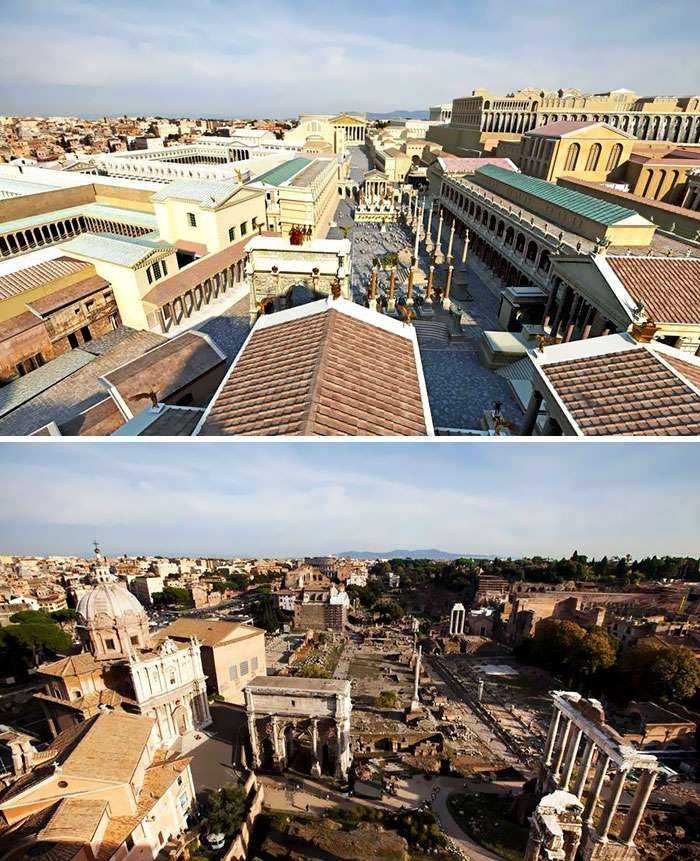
top-left (302, 307), bottom-right (337, 434)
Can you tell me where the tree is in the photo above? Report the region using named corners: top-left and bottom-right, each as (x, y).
top-left (154, 586), bottom-right (193, 608)
top-left (201, 785), bottom-right (247, 837)
top-left (51, 608), bottom-right (77, 623)
top-left (0, 618), bottom-right (73, 672)
top-left (571, 629), bottom-right (617, 679)
top-left (651, 645), bottom-right (700, 702)
top-left (376, 690), bottom-right (398, 709)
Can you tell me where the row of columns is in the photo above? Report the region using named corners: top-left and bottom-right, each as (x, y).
top-left (545, 281), bottom-right (614, 343)
top-left (449, 602), bottom-right (466, 635)
top-left (542, 701), bottom-right (657, 848)
top-left (0, 215), bottom-right (148, 258)
top-left (481, 110), bottom-right (700, 143)
top-left (159, 259), bottom-right (245, 332)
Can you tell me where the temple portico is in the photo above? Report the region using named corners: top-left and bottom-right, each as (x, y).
top-left (449, 602), bottom-right (466, 635)
top-left (244, 676), bottom-right (352, 782)
top-left (537, 692), bottom-right (658, 861)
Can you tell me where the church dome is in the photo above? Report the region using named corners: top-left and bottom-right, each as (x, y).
top-left (77, 580), bottom-right (146, 626)
top-left (76, 580), bottom-right (150, 660)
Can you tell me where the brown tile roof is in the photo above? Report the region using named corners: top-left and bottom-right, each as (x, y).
top-left (0, 257), bottom-right (91, 301)
top-left (662, 352), bottom-right (700, 391)
top-left (159, 617), bottom-right (263, 647)
top-left (25, 274), bottom-right (110, 317)
top-left (0, 309), bottom-right (45, 342)
top-left (143, 231), bottom-right (278, 307)
top-left (101, 332), bottom-right (225, 415)
top-left (198, 305), bottom-right (429, 436)
top-left (59, 396), bottom-right (125, 436)
top-left (61, 711), bottom-right (153, 783)
top-left (39, 653), bottom-right (101, 677)
top-left (541, 347), bottom-right (700, 435)
top-left (527, 120), bottom-right (598, 138)
top-left (39, 798), bottom-right (108, 843)
top-left (605, 257), bottom-right (700, 325)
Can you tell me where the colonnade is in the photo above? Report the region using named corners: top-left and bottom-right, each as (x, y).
top-left (438, 178), bottom-right (556, 296)
top-left (0, 215), bottom-right (150, 259)
top-left (540, 692), bottom-right (658, 855)
top-left (480, 110), bottom-right (700, 143)
top-left (543, 280), bottom-right (615, 344)
top-left (158, 258), bottom-right (245, 332)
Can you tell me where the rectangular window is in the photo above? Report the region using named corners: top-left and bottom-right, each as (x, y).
top-left (152, 261), bottom-right (161, 280)
top-left (239, 660), bottom-right (249, 677)
top-left (188, 212), bottom-right (197, 227)
top-left (105, 638), bottom-right (115, 650)
top-left (251, 217), bottom-right (258, 230)
top-left (240, 221), bottom-right (247, 236)
top-left (251, 657), bottom-right (258, 671)
top-left (147, 267), bottom-right (153, 284)
top-left (80, 326), bottom-right (92, 343)
top-left (228, 226), bottom-right (236, 242)
top-left (161, 259), bottom-right (167, 276)
top-left (125, 836), bottom-right (134, 852)
top-left (228, 665), bottom-right (238, 681)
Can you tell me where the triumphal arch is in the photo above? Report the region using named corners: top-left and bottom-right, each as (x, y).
top-left (244, 235), bottom-right (351, 325)
top-left (243, 676), bottom-right (352, 781)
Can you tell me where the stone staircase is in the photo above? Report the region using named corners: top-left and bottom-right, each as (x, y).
top-left (414, 319), bottom-right (451, 350)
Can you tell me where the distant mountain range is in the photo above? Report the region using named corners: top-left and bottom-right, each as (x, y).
top-left (337, 549), bottom-right (493, 560)
top-left (366, 110), bottom-right (429, 120)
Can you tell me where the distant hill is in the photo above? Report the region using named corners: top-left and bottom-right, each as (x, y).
top-left (337, 549), bottom-right (493, 561)
top-left (367, 110), bottom-right (429, 121)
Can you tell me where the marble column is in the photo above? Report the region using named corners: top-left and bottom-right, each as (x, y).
top-left (584, 752), bottom-right (610, 825)
top-left (443, 265), bottom-right (454, 309)
top-left (620, 769), bottom-right (656, 845)
top-left (560, 727), bottom-right (583, 791)
top-left (247, 711), bottom-right (260, 769)
top-left (574, 738), bottom-right (596, 799)
top-left (310, 719), bottom-right (321, 776)
top-left (426, 264), bottom-right (434, 304)
top-left (406, 267), bottom-right (414, 305)
top-left (388, 267), bottom-right (396, 311)
top-left (551, 716), bottom-right (573, 780)
top-left (543, 706), bottom-right (562, 766)
top-left (597, 767), bottom-right (628, 840)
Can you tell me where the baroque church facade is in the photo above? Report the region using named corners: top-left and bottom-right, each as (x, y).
top-left (35, 574), bottom-right (211, 745)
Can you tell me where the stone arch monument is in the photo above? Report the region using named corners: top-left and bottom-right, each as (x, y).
top-left (243, 676), bottom-right (352, 781)
top-left (244, 235), bottom-right (351, 325)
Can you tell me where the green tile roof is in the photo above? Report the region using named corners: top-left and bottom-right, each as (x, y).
top-left (475, 164), bottom-right (639, 226)
top-left (253, 157), bottom-right (313, 187)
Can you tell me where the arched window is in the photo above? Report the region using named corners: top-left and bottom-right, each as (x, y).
top-left (606, 143), bottom-right (623, 172)
top-left (505, 226), bottom-right (515, 246)
top-left (564, 143), bottom-right (580, 172)
top-left (586, 143), bottom-right (602, 172)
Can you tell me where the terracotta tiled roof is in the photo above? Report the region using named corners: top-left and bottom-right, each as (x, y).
top-left (605, 257), bottom-right (700, 325)
top-left (527, 120), bottom-right (599, 138)
top-left (59, 397), bottom-right (125, 436)
top-left (61, 711), bottom-right (154, 783)
top-left (0, 257), bottom-right (91, 301)
top-left (143, 231), bottom-right (277, 307)
top-left (25, 274), bottom-right (110, 317)
top-left (541, 347), bottom-right (700, 435)
top-left (662, 353), bottom-right (700, 391)
top-left (39, 653), bottom-right (101, 677)
top-left (101, 332), bottom-right (225, 415)
top-left (158, 617), bottom-right (263, 646)
top-left (198, 302), bottom-right (430, 436)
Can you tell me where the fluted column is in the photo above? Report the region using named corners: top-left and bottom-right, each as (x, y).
top-left (574, 738), bottom-right (596, 799)
top-left (560, 727), bottom-right (583, 791)
top-left (584, 752), bottom-right (610, 825)
top-left (620, 769), bottom-right (656, 845)
top-left (551, 716), bottom-right (572, 780)
top-left (598, 767), bottom-right (628, 840)
top-left (543, 706), bottom-right (562, 766)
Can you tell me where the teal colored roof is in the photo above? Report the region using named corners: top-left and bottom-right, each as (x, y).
top-left (475, 165), bottom-right (639, 226)
top-left (253, 157), bottom-right (313, 187)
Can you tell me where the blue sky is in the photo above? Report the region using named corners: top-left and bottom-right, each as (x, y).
top-left (0, 1), bottom-right (698, 117)
top-left (0, 442), bottom-right (697, 558)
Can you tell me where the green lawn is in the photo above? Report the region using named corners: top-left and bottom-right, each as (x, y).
top-left (447, 793), bottom-right (528, 861)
